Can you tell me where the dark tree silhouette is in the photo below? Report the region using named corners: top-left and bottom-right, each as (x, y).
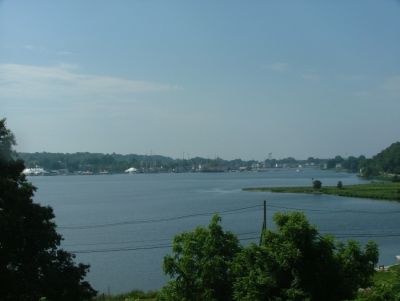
top-left (0, 119), bottom-right (96, 301)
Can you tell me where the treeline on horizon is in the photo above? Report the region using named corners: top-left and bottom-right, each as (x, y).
top-left (17, 152), bottom-right (320, 174)
top-left (18, 141), bottom-right (400, 178)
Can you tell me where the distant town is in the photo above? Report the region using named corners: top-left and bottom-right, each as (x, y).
top-left (18, 151), bottom-right (364, 176)
top-left (20, 141), bottom-right (400, 180)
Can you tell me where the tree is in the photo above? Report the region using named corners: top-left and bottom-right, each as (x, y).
top-left (313, 179), bottom-right (322, 189)
top-left (231, 212), bottom-right (378, 301)
top-left (158, 215), bottom-right (240, 301)
top-left (0, 119), bottom-right (96, 301)
top-left (361, 162), bottom-right (380, 178)
top-left (337, 181), bottom-right (343, 189)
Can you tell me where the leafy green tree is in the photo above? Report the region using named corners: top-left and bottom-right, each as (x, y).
top-left (158, 215), bottom-right (240, 301)
top-left (231, 212), bottom-right (378, 301)
top-left (337, 181), bottom-right (343, 189)
top-left (0, 119), bottom-right (96, 301)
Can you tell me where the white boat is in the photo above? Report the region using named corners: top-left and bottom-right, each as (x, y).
top-left (125, 167), bottom-right (138, 173)
top-left (396, 255), bottom-right (400, 262)
top-left (22, 167), bottom-right (47, 176)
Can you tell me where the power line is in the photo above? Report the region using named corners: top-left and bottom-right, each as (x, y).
top-left (63, 237), bottom-right (173, 247)
top-left (64, 230), bottom-right (400, 251)
top-left (59, 204), bottom-right (262, 230)
top-left (57, 201), bottom-right (400, 254)
top-left (69, 234), bottom-right (261, 254)
top-left (59, 203), bottom-right (400, 231)
top-left (68, 231), bottom-right (400, 254)
top-left (63, 230), bottom-right (259, 247)
top-left (71, 244), bottom-right (173, 254)
top-left (330, 233), bottom-right (400, 238)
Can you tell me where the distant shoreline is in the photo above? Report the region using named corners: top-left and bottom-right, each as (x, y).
top-left (243, 182), bottom-right (400, 202)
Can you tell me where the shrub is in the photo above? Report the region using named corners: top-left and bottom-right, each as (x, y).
top-left (313, 180), bottom-right (322, 189)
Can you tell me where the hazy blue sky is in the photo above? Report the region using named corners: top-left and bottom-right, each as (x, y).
top-left (1, 1), bottom-right (399, 160)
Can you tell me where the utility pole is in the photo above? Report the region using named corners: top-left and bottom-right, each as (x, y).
top-left (259, 200), bottom-right (267, 246)
top-left (263, 200), bottom-right (266, 231)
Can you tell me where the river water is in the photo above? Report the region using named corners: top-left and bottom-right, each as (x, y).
top-left (30, 169), bottom-right (400, 294)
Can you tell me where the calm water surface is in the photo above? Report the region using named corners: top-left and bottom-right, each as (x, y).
top-left (30, 169), bottom-right (400, 294)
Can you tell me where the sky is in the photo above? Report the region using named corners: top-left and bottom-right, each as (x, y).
top-left (1, 0), bottom-right (399, 160)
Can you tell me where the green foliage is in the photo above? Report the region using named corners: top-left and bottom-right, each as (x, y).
top-left (326, 155), bottom-right (367, 173)
top-left (361, 162), bottom-right (381, 178)
top-left (359, 142), bottom-right (400, 178)
top-left (342, 156), bottom-right (367, 173)
top-left (327, 156), bottom-right (344, 169)
top-left (337, 181), bottom-right (343, 189)
top-left (158, 215), bottom-right (240, 301)
top-left (159, 212), bottom-right (378, 301)
top-left (232, 212), bottom-right (378, 301)
top-left (0, 119), bottom-right (96, 301)
top-left (372, 142), bottom-right (400, 174)
top-left (313, 179), bottom-right (322, 189)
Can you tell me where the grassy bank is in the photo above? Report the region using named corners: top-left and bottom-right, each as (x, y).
top-left (243, 182), bottom-right (400, 201)
top-left (373, 264), bottom-right (400, 291)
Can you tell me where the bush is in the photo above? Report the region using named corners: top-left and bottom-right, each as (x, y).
top-left (355, 283), bottom-right (400, 301)
top-left (313, 180), bottom-right (322, 189)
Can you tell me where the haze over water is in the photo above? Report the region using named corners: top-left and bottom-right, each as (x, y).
top-left (31, 169), bottom-right (400, 294)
